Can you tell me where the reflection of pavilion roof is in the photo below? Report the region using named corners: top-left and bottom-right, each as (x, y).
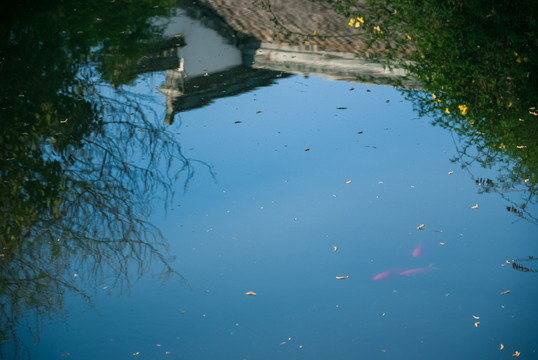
top-left (158, 65), bottom-right (290, 114)
top-left (148, 0), bottom-right (415, 123)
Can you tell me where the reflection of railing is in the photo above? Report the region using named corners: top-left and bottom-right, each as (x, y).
top-left (159, 65), bottom-right (291, 124)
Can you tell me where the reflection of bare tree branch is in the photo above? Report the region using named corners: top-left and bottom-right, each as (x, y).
top-left (1, 75), bottom-right (196, 358)
top-left (449, 132), bottom-right (538, 225)
top-left (512, 257), bottom-right (538, 273)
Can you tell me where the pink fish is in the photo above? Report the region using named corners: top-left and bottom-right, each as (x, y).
top-left (400, 264), bottom-right (434, 276)
top-left (373, 269), bottom-right (395, 280)
top-left (412, 243), bottom-right (423, 257)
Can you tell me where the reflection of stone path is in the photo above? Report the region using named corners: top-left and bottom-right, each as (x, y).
top-left (199, 0), bottom-right (370, 53)
top-left (196, 0), bottom-right (413, 84)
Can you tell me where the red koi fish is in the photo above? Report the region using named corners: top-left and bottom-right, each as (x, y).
top-left (400, 264), bottom-right (435, 276)
top-left (373, 269), bottom-right (396, 280)
top-left (374, 264), bottom-right (435, 280)
top-left (412, 243), bottom-right (423, 257)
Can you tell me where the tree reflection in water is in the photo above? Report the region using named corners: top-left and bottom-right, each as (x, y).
top-left (327, 0), bottom-right (537, 221)
top-left (0, 1), bottom-right (192, 357)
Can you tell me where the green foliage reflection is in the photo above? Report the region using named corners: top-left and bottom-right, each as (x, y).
top-left (0, 0), bottom-right (189, 356)
top-left (326, 0), bottom-right (538, 218)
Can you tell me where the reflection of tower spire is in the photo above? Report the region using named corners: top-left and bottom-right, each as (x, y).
top-left (163, 58), bottom-right (185, 125)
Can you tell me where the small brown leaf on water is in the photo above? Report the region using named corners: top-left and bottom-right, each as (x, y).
top-left (500, 290), bottom-right (511, 295)
top-left (448, 171), bottom-right (454, 174)
top-left (417, 224), bottom-right (425, 230)
top-left (335, 276), bottom-right (349, 280)
top-left (471, 204), bottom-right (479, 209)
top-left (245, 291), bottom-right (257, 296)
top-left (346, 180), bottom-right (351, 184)
top-left (513, 351), bottom-right (520, 357)
top-left (440, 242), bottom-right (446, 246)
top-left (305, 148), bottom-right (310, 151)
top-left (256, 111), bottom-right (262, 114)
top-left (234, 121), bottom-right (242, 124)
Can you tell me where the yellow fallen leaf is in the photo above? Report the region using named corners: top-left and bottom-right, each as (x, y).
top-left (417, 224), bottom-right (425, 230)
top-left (333, 246), bottom-right (338, 252)
top-left (335, 276), bottom-right (349, 280)
top-left (448, 171), bottom-right (454, 174)
top-left (513, 351), bottom-right (520, 357)
top-left (474, 321), bottom-right (480, 327)
top-left (346, 180), bottom-right (351, 184)
top-left (245, 291), bottom-right (257, 296)
top-left (500, 344), bottom-right (504, 350)
top-left (471, 204), bottom-right (479, 209)
top-left (500, 290), bottom-right (511, 295)
top-left (472, 315), bottom-right (480, 319)
top-left (440, 242), bottom-right (446, 246)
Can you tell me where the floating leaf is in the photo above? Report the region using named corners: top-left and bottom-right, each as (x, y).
top-left (346, 180), bottom-right (351, 184)
top-left (245, 291), bottom-right (257, 296)
top-left (500, 290), bottom-right (511, 295)
top-left (500, 344), bottom-right (504, 350)
top-left (440, 242), bottom-right (446, 246)
top-left (305, 148), bottom-right (310, 151)
top-left (472, 315), bottom-right (480, 319)
top-left (448, 171), bottom-right (454, 174)
top-left (471, 204), bottom-right (479, 209)
top-left (234, 121), bottom-right (242, 124)
top-left (335, 276), bottom-right (349, 280)
top-left (474, 321), bottom-right (480, 327)
top-left (513, 351), bottom-right (520, 357)
top-left (256, 111), bottom-right (262, 114)
top-left (333, 246), bottom-right (338, 252)
top-left (417, 224), bottom-right (425, 230)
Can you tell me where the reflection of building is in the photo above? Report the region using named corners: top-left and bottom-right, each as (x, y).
top-left (148, 0), bottom-right (412, 124)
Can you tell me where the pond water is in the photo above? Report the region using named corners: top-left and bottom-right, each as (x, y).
top-left (2, 1), bottom-right (537, 360)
